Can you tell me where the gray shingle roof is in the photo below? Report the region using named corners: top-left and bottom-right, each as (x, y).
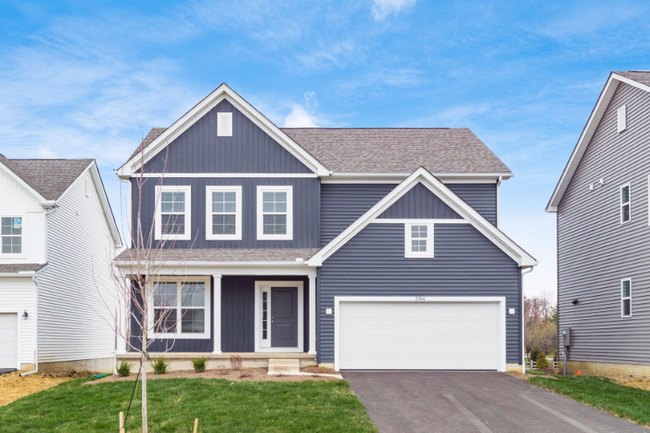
top-left (0, 263), bottom-right (46, 273)
top-left (0, 155), bottom-right (93, 200)
top-left (614, 71), bottom-right (650, 87)
top-left (115, 248), bottom-right (320, 263)
top-left (128, 127), bottom-right (168, 161)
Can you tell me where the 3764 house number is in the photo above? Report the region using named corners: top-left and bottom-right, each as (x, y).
top-left (415, 296), bottom-right (426, 302)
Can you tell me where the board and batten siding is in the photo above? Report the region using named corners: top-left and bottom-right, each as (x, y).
top-left (36, 168), bottom-right (119, 363)
top-left (320, 183), bottom-right (497, 245)
top-left (558, 82), bottom-right (650, 365)
top-left (317, 223), bottom-right (521, 364)
top-left (0, 277), bottom-right (35, 367)
top-left (142, 100), bottom-right (312, 174)
top-left (378, 183), bottom-right (462, 219)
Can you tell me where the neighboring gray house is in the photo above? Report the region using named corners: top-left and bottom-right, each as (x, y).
top-left (115, 84), bottom-right (536, 372)
top-left (547, 71), bottom-right (650, 376)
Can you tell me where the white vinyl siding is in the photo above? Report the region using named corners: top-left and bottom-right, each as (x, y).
top-left (257, 185), bottom-right (293, 240)
top-left (621, 279), bottom-right (632, 318)
top-left (404, 222), bottom-right (434, 258)
top-left (206, 186), bottom-right (242, 240)
top-left (617, 104), bottom-right (627, 133)
top-left (620, 183), bottom-right (631, 224)
top-left (155, 186), bottom-right (191, 240)
top-left (0, 278), bottom-right (35, 368)
top-left (217, 112), bottom-right (233, 137)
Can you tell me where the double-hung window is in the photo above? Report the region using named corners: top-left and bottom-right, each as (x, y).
top-left (150, 277), bottom-right (210, 338)
top-left (206, 186), bottom-right (242, 240)
top-left (620, 183), bottom-right (631, 224)
top-left (1, 217), bottom-right (22, 255)
top-left (621, 278), bottom-right (632, 318)
top-left (155, 186), bottom-right (191, 240)
top-left (405, 222), bottom-right (434, 258)
top-left (257, 185), bottom-right (293, 240)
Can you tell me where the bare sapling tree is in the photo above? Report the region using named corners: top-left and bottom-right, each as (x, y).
top-left (524, 292), bottom-right (558, 357)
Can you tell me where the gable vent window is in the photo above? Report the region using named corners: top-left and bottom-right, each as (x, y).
top-left (217, 112), bottom-right (233, 137)
top-left (405, 222), bottom-right (434, 258)
top-left (617, 105), bottom-right (627, 133)
top-left (620, 183), bottom-right (631, 224)
top-left (621, 279), bottom-right (632, 318)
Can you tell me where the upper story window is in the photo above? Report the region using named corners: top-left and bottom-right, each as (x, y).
top-left (621, 278), bottom-right (632, 318)
top-left (405, 222), bottom-right (434, 258)
top-left (155, 186), bottom-right (191, 241)
top-left (217, 112), bottom-right (233, 137)
top-left (1, 217), bottom-right (22, 255)
top-left (620, 183), bottom-right (631, 224)
top-left (257, 185), bottom-right (293, 240)
top-left (617, 105), bottom-right (627, 133)
top-left (150, 277), bottom-right (210, 339)
top-left (206, 186), bottom-right (242, 240)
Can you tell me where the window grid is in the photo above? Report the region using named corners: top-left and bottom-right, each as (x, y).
top-left (156, 186), bottom-right (191, 240)
top-left (257, 186), bottom-right (293, 240)
top-left (621, 279), bottom-right (632, 318)
top-left (620, 184), bottom-right (631, 224)
top-left (405, 222), bottom-right (434, 258)
top-left (152, 280), bottom-right (208, 336)
top-left (1, 217), bottom-right (22, 255)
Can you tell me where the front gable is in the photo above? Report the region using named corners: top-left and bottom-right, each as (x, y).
top-left (379, 183), bottom-right (461, 219)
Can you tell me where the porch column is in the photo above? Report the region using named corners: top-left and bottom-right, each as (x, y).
top-left (308, 276), bottom-right (317, 355)
top-left (212, 275), bottom-right (222, 354)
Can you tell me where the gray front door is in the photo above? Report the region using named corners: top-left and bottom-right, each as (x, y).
top-left (271, 287), bottom-right (298, 347)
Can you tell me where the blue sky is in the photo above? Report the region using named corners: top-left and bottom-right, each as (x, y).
top-left (2, 0), bottom-right (650, 299)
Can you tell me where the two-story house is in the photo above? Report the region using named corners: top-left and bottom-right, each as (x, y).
top-left (115, 84), bottom-right (537, 372)
top-left (0, 155), bottom-right (121, 373)
top-left (547, 71), bottom-right (650, 377)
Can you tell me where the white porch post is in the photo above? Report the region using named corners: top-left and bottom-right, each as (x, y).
top-left (213, 275), bottom-right (222, 354)
top-left (308, 276), bottom-right (317, 355)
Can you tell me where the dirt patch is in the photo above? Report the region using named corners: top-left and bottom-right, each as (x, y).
top-left (506, 371), bottom-right (557, 381)
top-left (301, 366), bottom-right (337, 374)
top-left (614, 377), bottom-right (650, 391)
top-left (87, 368), bottom-right (341, 385)
top-left (0, 371), bottom-right (80, 406)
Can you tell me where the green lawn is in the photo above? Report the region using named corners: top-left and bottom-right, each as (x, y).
top-left (0, 378), bottom-right (377, 432)
top-left (528, 375), bottom-right (650, 426)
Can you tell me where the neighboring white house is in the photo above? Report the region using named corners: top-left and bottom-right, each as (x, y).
top-left (0, 154), bottom-right (122, 374)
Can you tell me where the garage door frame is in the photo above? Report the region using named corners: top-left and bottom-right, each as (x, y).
top-left (334, 296), bottom-right (506, 372)
top-left (0, 310), bottom-right (22, 370)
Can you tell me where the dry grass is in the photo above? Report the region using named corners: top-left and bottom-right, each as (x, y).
top-left (302, 365), bottom-right (337, 374)
top-left (0, 371), bottom-right (76, 406)
top-left (615, 377), bottom-right (650, 391)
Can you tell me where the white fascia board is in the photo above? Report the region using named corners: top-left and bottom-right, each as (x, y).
top-left (0, 160), bottom-right (46, 202)
top-left (545, 73), bottom-right (650, 212)
top-left (117, 84), bottom-right (329, 177)
top-left (324, 172), bottom-right (512, 184)
top-left (309, 167), bottom-right (538, 267)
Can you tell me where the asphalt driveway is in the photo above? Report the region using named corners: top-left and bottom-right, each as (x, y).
top-left (343, 371), bottom-right (648, 433)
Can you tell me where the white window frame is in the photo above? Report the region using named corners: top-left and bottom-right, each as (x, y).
top-left (404, 221), bottom-right (434, 258)
top-left (620, 183), bottom-right (631, 224)
top-left (0, 214), bottom-right (25, 258)
top-left (256, 185), bottom-right (293, 241)
top-left (617, 104), bottom-right (627, 133)
top-left (205, 186), bottom-right (242, 240)
top-left (148, 276), bottom-right (211, 339)
top-left (621, 278), bottom-right (632, 318)
top-left (217, 112), bottom-right (233, 137)
top-left (155, 185), bottom-right (192, 241)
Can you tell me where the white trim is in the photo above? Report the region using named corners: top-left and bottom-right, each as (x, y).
top-left (620, 182), bottom-right (631, 224)
top-left (254, 281), bottom-right (304, 353)
top-left (325, 172), bottom-right (512, 183)
top-left (154, 185), bottom-right (192, 241)
top-left (256, 185), bottom-right (293, 241)
top-left (404, 222), bottom-right (434, 258)
top-left (617, 104), bottom-right (627, 133)
top-left (205, 186), bottom-right (242, 240)
top-left (0, 310), bottom-right (21, 370)
top-left (371, 218), bottom-right (469, 224)
top-left (135, 173), bottom-right (318, 179)
top-left (212, 275), bottom-right (222, 354)
top-left (116, 262), bottom-right (317, 277)
top-left (0, 214), bottom-right (26, 258)
top-left (333, 296), bottom-right (507, 372)
top-left (308, 276), bottom-right (317, 355)
top-left (217, 112), bottom-right (232, 137)
top-left (308, 167), bottom-right (537, 267)
top-left (621, 278), bottom-right (632, 318)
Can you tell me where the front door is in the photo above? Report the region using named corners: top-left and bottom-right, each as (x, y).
top-left (271, 287), bottom-right (298, 348)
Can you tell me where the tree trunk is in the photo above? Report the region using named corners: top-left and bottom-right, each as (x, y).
top-left (141, 352), bottom-right (148, 433)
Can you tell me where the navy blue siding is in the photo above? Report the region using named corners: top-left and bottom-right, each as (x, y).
top-left (317, 223), bottom-right (521, 365)
top-left (379, 183), bottom-right (461, 219)
top-left (132, 177), bottom-right (320, 249)
top-left (142, 100), bottom-right (312, 174)
top-left (448, 183), bottom-right (497, 225)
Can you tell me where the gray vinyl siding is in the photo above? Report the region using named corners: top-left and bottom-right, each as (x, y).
top-left (132, 177), bottom-right (320, 249)
top-left (379, 183), bottom-right (462, 219)
top-left (557, 82), bottom-right (650, 365)
top-left (320, 183), bottom-right (498, 244)
top-left (142, 100), bottom-right (312, 174)
top-left (317, 223), bottom-right (522, 365)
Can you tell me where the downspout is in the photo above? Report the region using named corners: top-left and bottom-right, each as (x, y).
top-left (521, 266), bottom-right (534, 374)
top-left (20, 273), bottom-right (39, 376)
top-left (496, 176), bottom-right (503, 228)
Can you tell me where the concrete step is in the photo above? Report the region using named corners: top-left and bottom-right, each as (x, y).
top-left (268, 358), bottom-right (301, 375)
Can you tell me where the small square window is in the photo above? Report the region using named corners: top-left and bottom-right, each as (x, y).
top-left (405, 222), bottom-right (434, 258)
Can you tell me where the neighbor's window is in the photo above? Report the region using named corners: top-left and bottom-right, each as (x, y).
top-left (405, 222), bottom-right (434, 258)
top-left (621, 279), bottom-right (632, 318)
top-left (206, 186), bottom-right (242, 240)
top-left (151, 278), bottom-right (210, 338)
top-left (155, 186), bottom-right (191, 240)
top-left (257, 186), bottom-right (293, 240)
top-left (620, 183), bottom-right (631, 224)
top-left (1, 217), bottom-right (22, 254)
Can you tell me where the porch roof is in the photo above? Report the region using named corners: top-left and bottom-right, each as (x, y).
top-left (0, 263), bottom-right (46, 274)
top-left (114, 248), bottom-right (321, 264)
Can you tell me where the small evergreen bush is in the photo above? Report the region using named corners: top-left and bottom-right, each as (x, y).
top-left (151, 357), bottom-right (169, 375)
top-left (117, 361), bottom-right (131, 377)
top-left (535, 352), bottom-right (549, 370)
top-left (191, 357), bottom-right (209, 373)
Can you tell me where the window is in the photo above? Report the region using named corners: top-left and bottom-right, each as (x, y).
top-left (257, 185), bottom-right (293, 240)
top-left (206, 186), bottom-right (242, 240)
top-left (620, 183), bottom-right (631, 224)
top-left (621, 279), bottom-right (632, 318)
top-left (405, 222), bottom-right (434, 258)
top-left (150, 277), bottom-right (210, 338)
top-left (617, 105), bottom-right (627, 133)
top-left (155, 186), bottom-right (191, 240)
top-left (217, 112), bottom-right (232, 137)
top-left (1, 217), bottom-right (22, 255)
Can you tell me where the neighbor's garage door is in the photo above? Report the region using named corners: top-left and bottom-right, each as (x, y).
top-left (0, 313), bottom-right (18, 369)
top-left (338, 300), bottom-right (501, 370)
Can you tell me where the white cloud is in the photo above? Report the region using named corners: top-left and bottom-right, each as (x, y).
top-left (372, 0), bottom-right (416, 21)
top-left (294, 41), bottom-right (359, 71)
top-left (284, 91), bottom-right (324, 127)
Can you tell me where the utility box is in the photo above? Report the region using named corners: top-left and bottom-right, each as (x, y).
top-left (562, 328), bottom-right (571, 347)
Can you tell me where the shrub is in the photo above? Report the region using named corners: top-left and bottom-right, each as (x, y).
top-left (151, 357), bottom-right (169, 375)
top-left (530, 348), bottom-right (541, 363)
top-left (216, 364), bottom-right (229, 375)
top-left (191, 357), bottom-right (209, 373)
top-left (535, 352), bottom-right (550, 371)
top-left (229, 355), bottom-right (243, 370)
top-left (117, 361), bottom-right (132, 377)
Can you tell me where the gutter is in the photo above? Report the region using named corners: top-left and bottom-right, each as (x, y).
top-left (521, 266), bottom-right (534, 374)
top-left (496, 176), bottom-right (503, 228)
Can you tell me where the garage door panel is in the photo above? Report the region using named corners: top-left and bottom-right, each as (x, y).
top-left (0, 313), bottom-right (18, 369)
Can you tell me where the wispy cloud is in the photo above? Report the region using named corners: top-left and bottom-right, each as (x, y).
top-left (294, 41), bottom-right (360, 72)
top-left (284, 91), bottom-right (328, 127)
top-left (372, 0), bottom-right (416, 21)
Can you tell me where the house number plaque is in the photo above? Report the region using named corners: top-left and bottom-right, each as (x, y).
top-left (415, 296), bottom-right (425, 302)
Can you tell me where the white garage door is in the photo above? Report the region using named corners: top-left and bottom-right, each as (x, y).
top-left (0, 313), bottom-right (18, 369)
top-left (338, 299), bottom-right (502, 370)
